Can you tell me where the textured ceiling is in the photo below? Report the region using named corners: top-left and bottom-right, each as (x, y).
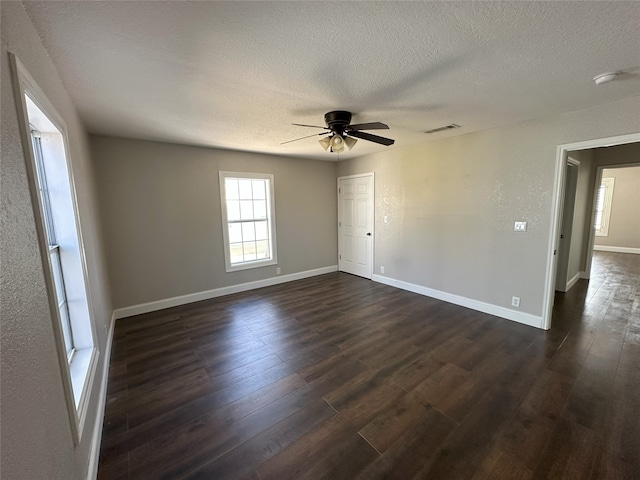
top-left (23, 1), bottom-right (640, 161)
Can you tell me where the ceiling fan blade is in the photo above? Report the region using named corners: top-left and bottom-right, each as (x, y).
top-left (280, 131), bottom-right (330, 145)
top-left (346, 130), bottom-right (395, 146)
top-left (292, 123), bottom-right (329, 129)
top-left (346, 122), bottom-right (389, 131)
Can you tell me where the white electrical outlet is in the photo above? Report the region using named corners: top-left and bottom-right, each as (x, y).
top-left (383, 215), bottom-right (388, 224)
top-left (276, 267), bottom-right (281, 275)
top-left (511, 296), bottom-right (520, 308)
top-left (380, 266), bottom-right (385, 274)
top-left (514, 221), bottom-right (527, 232)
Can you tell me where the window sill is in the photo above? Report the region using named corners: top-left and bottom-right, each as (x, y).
top-left (225, 258), bottom-right (277, 273)
top-left (70, 346), bottom-right (96, 410)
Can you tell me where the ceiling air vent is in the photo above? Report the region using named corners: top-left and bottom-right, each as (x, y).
top-left (424, 124), bottom-right (460, 134)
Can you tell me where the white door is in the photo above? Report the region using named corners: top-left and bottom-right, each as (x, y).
top-left (338, 173), bottom-right (374, 279)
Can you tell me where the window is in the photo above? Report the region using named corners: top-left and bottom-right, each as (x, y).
top-left (12, 53), bottom-right (98, 441)
top-left (32, 130), bottom-right (75, 360)
top-left (219, 172), bottom-right (277, 271)
top-left (594, 177), bottom-right (615, 236)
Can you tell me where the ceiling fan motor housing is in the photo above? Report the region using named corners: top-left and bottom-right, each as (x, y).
top-left (324, 111), bottom-right (352, 134)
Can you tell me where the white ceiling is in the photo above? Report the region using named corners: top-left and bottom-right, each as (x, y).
top-left (24, 1), bottom-right (640, 161)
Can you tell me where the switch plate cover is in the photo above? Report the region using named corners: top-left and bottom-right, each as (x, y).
top-left (514, 221), bottom-right (527, 232)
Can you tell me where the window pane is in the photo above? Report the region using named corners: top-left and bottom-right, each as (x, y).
top-left (50, 248), bottom-right (66, 305)
top-left (230, 243), bottom-right (244, 264)
top-left (228, 223), bottom-right (242, 243)
top-left (595, 177), bottom-right (614, 236)
top-left (58, 303), bottom-right (73, 356)
top-left (220, 172), bottom-right (275, 270)
top-left (242, 222), bottom-right (256, 241)
top-left (240, 200), bottom-right (254, 220)
top-left (227, 200), bottom-right (240, 221)
top-left (238, 179), bottom-right (253, 199)
top-left (225, 178), bottom-right (239, 200)
top-left (255, 221), bottom-right (268, 240)
top-left (243, 242), bottom-right (257, 261)
top-left (594, 186), bottom-right (605, 229)
top-left (256, 240), bottom-right (269, 259)
top-left (252, 180), bottom-right (266, 199)
top-left (253, 200), bottom-right (267, 219)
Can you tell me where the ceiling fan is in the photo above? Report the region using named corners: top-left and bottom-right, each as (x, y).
top-left (282, 111), bottom-right (395, 153)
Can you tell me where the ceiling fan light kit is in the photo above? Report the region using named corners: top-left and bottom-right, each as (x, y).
top-left (330, 135), bottom-right (345, 152)
top-left (284, 110), bottom-right (395, 152)
top-left (344, 136), bottom-right (357, 150)
top-left (318, 133), bottom-right (357, 152)
top-left (318, 136), bottom-right (331, 151)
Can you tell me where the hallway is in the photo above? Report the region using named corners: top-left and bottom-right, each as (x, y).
top-left (548, 250), bottom-right (639, 478)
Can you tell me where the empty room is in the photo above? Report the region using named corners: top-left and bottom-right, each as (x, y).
top-left (2, 1), bottom-right (640, 479)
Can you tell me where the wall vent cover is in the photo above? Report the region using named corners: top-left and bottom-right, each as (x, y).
top-left (424, 124), bottom-right (460, 134)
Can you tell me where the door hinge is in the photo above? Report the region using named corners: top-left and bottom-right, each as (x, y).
top-left (339, 187), bottom-right (341, 194)
top-left (339, 254), bottom-right (341, 260)
top-left (338, 221), bottom-right (341, 227)
top-left (554, 250), bottom-right (557, 255)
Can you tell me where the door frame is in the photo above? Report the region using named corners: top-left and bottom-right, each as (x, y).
top-left (554, 158), bottom-right (580, 292)
top-left (337, 172), bottom-right (375, 279)
top-left (542, 132), bottom-right (640, 330)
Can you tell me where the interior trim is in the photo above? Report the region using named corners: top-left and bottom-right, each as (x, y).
top-left (372, 274), bottom-right (544, 329)
top-left (593, 245), bottom-right (640, 255)
top-left (86, 313), bottom-right (115, 480)
top-left (114, 266), bottom-right (338, 320)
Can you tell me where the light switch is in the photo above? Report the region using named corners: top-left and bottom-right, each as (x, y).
top-left (514, 221), bottom-right (527, 232)
top-left (383, 215), bottom-right (388, 224)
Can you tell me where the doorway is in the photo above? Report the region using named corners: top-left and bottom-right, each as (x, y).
top-left (543, 134), bottom-right (640, 329)
top-left (337, 173), bottom-right (374, 279)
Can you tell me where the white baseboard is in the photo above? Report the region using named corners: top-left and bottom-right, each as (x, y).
top-left (565, 271), bottom-right (583, 291)
top-left (593, 245), bottom-right (640, 255)
top-left (114, 265), bottom-right (338, 320)
top-left (372, 274), bottom-right (544, 329)
top-left (86, 313), bottom-right (116, 480)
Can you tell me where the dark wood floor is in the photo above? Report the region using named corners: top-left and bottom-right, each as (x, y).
top-left (97, 251), bottom-right (639, 479)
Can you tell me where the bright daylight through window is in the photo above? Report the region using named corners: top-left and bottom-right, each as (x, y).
top-left (594, 177), bottom-right (614, 237)
top-left (31, 130), bottom-right (75, 359)
top-left (22, 87), bottom-right (96, 428)
top-left (219, 172), bottom-right (277, 272)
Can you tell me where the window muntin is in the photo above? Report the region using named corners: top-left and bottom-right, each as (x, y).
top-left (220, 172), bottom-right (277, 271)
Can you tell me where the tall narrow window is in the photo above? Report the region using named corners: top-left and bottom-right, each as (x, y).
top-left (13, 54), bottom-right (98, 440)
top-left (219, 172), bottom-right (277, 272)
top-left (32, 130), bottom-right (75, 360)
top-left (594, 177), bottom-right (615, 236)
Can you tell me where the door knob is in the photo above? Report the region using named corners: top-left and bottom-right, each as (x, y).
top-left (366, 232), bottom-right (372, 236)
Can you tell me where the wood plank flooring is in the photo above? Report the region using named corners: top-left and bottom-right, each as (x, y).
top-left (97, 251), bottom-right (639, 479)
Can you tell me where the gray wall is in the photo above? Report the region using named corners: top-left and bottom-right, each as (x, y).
top-left (1, 2), bottom-right (113, 479)
top-left (91, 135), bottom-right (338, 309)
top-left (595, 165), bottom-right (640, 249)
top-left (337, 97), bottom-right (640, 318)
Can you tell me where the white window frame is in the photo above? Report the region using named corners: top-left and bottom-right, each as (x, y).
top-left (219, 172), bottom-right (277, 272)
top-left (10, 54), bottom-right (98, 444)
top-left (594, 177), bottom-right (615, 237)
top-left (31, 130), bottom-right (76, 360)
